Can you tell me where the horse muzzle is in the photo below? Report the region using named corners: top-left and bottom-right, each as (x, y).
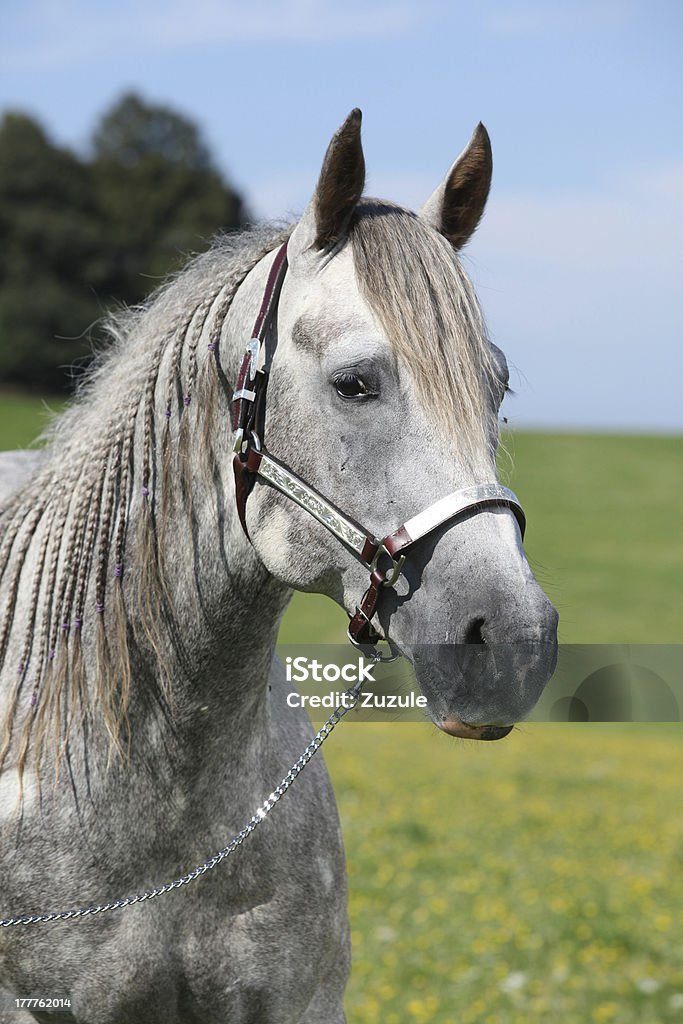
top-left (411, 604), bottom-right (559, 739)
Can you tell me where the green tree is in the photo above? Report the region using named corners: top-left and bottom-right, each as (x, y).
top-left (91, 93), bottom-right (244, 305)
top-left (0, 113), bottom-right (104, 389)
top-left (0, 95), bottom-right (245, 392)
top-left (92, 92), bottom-right (213, 170)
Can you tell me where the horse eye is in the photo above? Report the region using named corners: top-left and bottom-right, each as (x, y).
top-left (334, 373), bottom-right (369, 400)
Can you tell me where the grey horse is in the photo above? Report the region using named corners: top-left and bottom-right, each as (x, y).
top-left (0, 111), bottom-right (557, 1023)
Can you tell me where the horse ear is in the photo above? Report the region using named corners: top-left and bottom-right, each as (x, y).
top-left (419, 122), bottom-right (492, 249)
top-left (289, 109), bottom-right (365, 260)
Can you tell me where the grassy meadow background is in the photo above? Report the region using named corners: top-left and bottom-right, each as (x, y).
top-left (2, 393), bottom-right (682, 1023)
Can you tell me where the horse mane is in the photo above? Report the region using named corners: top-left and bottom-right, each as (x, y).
top-left (0, 222), bottom-right (291, 776)
top-left (0, 203), bottom-right (499, 778)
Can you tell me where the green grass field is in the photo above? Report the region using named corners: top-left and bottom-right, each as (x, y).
top-left (2, 392), bottom-right (682, 1022)
top-left (0, 392), bottom-right (68, 451)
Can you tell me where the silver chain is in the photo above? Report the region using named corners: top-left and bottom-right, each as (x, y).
top-left (0, 683), bottom-right (363, 928)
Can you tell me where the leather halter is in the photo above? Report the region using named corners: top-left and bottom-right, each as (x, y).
top-left (231, 241), bottom-right (526, 659)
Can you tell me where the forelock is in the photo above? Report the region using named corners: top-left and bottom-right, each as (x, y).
top-left (348, 199), bottom-right (498, 463)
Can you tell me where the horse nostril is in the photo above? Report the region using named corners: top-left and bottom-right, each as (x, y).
top-left (464, 617), bottom-right (485, 645)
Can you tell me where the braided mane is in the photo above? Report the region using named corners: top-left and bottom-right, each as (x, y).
top-left (0, 223), bottom-right (290, 775)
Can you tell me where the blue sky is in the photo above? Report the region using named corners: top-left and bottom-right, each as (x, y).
top-left (2, 0), bottom-right (682, 431)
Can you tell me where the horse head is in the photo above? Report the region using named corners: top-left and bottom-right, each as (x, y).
top-left (231, 110), bottom-right (559, 738)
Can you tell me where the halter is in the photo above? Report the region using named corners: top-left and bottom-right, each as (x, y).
top-left (232, 241), bottom-right (526, 660)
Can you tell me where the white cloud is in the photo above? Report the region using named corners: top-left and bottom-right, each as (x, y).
top-left (150, 0), bottom-right (421, 45)
top-left (479, 160), bottom-right (682, 291)
top-left (486, 0), bottom-right (636, 35)
top-left (1, 0), bottom-right (422, 69)
top-left (469, 161), bottom-right (683, 429)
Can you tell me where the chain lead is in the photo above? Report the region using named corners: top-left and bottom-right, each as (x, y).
top-left (0, 684), bottom-right (363, 928)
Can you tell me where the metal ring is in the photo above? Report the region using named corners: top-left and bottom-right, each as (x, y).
top-left (369, 545), bottom-right (406, 588)
top-left (346, 626), bottom-right (401, 663)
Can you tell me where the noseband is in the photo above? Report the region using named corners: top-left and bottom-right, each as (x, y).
top-left (231, 241), bottom-right (525, 660)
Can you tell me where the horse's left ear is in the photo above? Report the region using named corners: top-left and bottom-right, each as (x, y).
top-left (419, 122), bottom-right (492, 249)
top-left (289, 109), bottom-right (365, 261)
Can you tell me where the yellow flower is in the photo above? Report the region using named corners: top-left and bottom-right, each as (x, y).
top-left (592, 1002), bottom-right (618, 1022)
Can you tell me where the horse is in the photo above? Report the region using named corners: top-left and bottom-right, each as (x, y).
top-left (0, 109), bottom-right (558, 1023)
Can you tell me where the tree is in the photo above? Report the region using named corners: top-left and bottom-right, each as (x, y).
top-left (0, 113), bottom-right (104, 389)
top-left (92, 93), bottom-right (212, 171)
top-left (0, 95), bottom-right (245, 392)
top-left (91, 94), bottom-right (244, 305)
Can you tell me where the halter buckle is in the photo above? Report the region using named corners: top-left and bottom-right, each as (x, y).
top-left (346, 623), bottom-right (402, 663)
top-left (370, 545), bottom-right (406, 588)
top-left (232, 387), bottom-right (256, 403)
top-left (232, 428), bottom-right (262, 456)
top-left (246, 338), bottom-right (261, 380)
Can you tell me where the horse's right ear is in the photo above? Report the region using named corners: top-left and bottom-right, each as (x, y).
top-left (288, 109), bottom-right (365, 262)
